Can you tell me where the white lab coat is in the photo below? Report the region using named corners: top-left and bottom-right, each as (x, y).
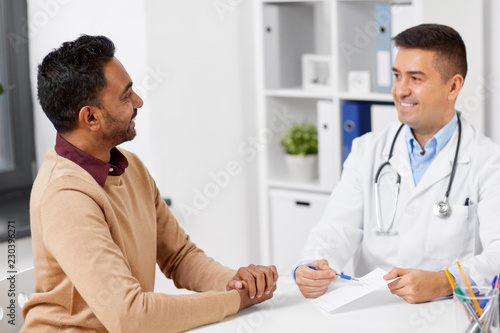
top-left (299, 116), bottom-right (500, 286)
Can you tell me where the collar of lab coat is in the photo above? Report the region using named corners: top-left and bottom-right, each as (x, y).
top-left (384, 114), bottom-right (472, 193)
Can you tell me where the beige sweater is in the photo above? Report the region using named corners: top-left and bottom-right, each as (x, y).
top-left (22, 149), bottom-right (240, 332)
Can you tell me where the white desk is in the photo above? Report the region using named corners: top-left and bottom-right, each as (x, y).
top-left (191, 276), bottom-right (457, 333)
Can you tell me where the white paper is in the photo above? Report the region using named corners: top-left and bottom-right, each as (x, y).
top-left (312, 267), bottom-right (391, 313)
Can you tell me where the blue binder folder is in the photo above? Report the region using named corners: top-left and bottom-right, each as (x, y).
top-left (342, 102), bottom-right (372, 163)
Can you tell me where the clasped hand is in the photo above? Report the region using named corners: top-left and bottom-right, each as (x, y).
top-left (227, 264), bottom-right (278, 311)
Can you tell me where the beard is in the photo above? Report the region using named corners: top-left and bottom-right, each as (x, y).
top-left (101, 109), bottom-right (137, 147)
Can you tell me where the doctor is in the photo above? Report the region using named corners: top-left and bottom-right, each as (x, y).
top-left (294, 23), bottom-right (500, 303)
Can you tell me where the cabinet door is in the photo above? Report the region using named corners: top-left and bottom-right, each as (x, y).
top-left (269, 189), bottom-right (329, 274)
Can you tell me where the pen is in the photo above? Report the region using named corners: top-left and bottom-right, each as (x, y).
top-left (455, 286), bottom-right (483, 328)
top-left (308, 265), bottom-right (359, 281)
top-left (471, 279), bottom-right (500, 333)
top-left (452, 277), bottom-right (473, 325)
top-left (466, 304), bottom-right (493, 333)
top-left (444, 268), bottom-right (456, 290)
top-left (480, 275), bottom-right (497, 309)
top-left (457, 261), bottom-right (483, 316)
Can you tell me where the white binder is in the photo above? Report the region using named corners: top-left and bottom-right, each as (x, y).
top-left (263, 3), bottom-right (315, 89)
top-left (317, 100), bottom-right (341, 190)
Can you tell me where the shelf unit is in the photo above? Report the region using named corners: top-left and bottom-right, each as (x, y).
top-left (254, 0), bottom-right (484, 271)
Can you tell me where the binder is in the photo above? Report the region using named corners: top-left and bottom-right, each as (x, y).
top-left (317, 100), bottom-right (341, 189)
top-left (342, 102), bottom-right (372, 163)
top-left (263, 4), bottom-right (281, 89)
top-left (391, 3), bottom-right (416, 64)
top-left (375, 4), bottom-right (392, 94)
top-left (263, 4), bottom-right (314, 89)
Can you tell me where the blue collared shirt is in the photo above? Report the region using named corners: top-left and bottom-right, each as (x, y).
top-left (405, 113), bottom-right (458, 185)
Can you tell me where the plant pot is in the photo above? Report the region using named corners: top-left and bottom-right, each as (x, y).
top-left (285, 154), bottom-right (318, 182)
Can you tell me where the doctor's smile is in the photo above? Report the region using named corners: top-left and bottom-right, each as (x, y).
top-left (294, 23), bottom-right (499, 308)
top-left (395, 99), bottom-right (419, 113)
top-left (399, 101), bottom-right (417, 108)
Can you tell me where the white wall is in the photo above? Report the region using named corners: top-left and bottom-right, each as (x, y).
top-left (485, 0), bottom-right (500, 143)
top-left (143, 1), bottom-right (258, 269)
top-left (27, 0), bottom-right (258, 293)
top-left (28, 0), bottom-right (154, 172)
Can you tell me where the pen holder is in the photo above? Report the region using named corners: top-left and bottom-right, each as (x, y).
top-left (454, 287), bottom-right (499, 333)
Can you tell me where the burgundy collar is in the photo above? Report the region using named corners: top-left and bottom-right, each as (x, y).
top-left (54, 134), bottom-right (128, 187)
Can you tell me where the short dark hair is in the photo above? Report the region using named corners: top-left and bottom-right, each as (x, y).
top-left (37, 35), bottom-right (116, 133)
top-left (393, 24), bottom-right (467, 83)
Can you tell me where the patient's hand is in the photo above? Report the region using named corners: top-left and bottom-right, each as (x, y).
top-left (227, 264), bottom-right (278, 311)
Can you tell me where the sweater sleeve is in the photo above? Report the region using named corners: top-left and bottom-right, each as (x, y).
top-left (37, 176), bottom-right (240, 333)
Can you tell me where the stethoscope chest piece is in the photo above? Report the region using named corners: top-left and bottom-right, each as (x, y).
top-left (433, 198), bottom-right (452, 218)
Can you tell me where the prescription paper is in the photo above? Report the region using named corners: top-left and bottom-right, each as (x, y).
top-left (312, 267), bottom-right (391, 313)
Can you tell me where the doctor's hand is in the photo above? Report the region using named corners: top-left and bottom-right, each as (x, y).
top-left (384, 268), bottom-right (453, 304)
top-left (227, 264), bottom-right (278, 310)
top-left (295, 259), bottom-right (336, 298)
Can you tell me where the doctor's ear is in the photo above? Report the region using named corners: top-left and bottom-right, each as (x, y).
top-left (448, 74), bottom-right (464, 100)
top-left (78, 106), bottom-right (102, 131)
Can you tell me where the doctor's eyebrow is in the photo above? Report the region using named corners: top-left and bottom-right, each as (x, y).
top-left (392, 67), bottom-right (426, 77)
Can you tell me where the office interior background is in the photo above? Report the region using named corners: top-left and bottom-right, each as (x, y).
top-left (3, 0), bottom-right (500, 294)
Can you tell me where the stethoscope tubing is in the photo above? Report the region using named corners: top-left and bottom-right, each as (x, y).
top-left (374, 113), bottom-right (462, 234)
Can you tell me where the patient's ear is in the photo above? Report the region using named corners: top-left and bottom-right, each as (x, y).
top-left (78, 106), bottom-right (101, 131)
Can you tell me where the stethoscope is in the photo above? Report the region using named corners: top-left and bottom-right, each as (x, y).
top-left (374, 113), bottom-right (462, 235)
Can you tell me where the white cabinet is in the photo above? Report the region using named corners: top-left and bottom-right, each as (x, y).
top-left (269, 189), bottom-right (329, 274)
top-left (254, 0), bottom-right (484, 264)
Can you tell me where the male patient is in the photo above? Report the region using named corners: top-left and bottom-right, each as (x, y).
top-left (21, 35), bottom-right (277, 332)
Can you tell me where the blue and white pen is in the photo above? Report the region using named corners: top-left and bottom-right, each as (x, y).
top-left (308, 265), bottom-right (359, 281)
top-left (480, 275), bottom-right (498, 309)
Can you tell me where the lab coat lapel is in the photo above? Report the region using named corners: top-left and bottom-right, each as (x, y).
top-left (387, 127), bottom-right (415, 190)
top-left (408, 120), bottom-right (471, 199)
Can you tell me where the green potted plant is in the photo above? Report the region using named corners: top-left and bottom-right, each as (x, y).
top-left (0, 83), bottom-right (4, 96)
top-left (280, 122), bottom-right (318, 181)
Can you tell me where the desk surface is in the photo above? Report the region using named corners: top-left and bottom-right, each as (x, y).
top-left (191, 276), bottom-right (457, 333)
top-left (0, 243), bottom-right (460, 332)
